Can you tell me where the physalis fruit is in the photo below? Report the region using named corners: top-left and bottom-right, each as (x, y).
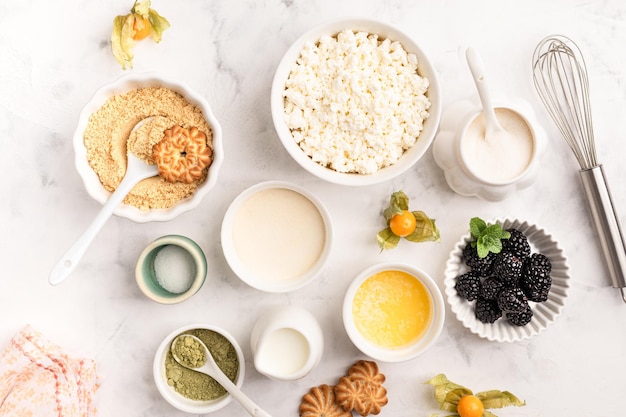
top-left (376, 191), bottom-right (440, 251)
top-left (425, 373), bottom-right (525, 417)
top-left (111, 0), bottom-right (170, 70)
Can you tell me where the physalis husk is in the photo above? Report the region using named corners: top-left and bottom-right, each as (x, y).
top-left (376, 190), bottom-right (440, 251)
top-left (111, 0), bottom-right (170, 69)
top-left (425, 373), bottom-right (525, 417)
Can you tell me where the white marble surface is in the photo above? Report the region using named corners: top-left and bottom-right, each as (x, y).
top-left (2, 0), bottom-right (626, 416)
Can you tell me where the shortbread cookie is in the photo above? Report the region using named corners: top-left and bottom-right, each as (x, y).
top-left (347, 360), bottom-right (386, 386)
top-left (299, 384), bottom-right (351, 417)
top-left (334, 360), bottom-right (388, 416)
top-left (152, 125), bottom-right (212, 184)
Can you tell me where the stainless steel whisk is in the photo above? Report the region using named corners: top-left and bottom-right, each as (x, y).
top-left (532, 35), bottom-right (626, 303)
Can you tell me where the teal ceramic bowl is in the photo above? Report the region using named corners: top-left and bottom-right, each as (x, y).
top-left (135, 235), bottom-right (207, 304)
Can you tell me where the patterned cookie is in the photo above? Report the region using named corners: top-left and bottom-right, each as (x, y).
top-left (152, 125), bottom-right (212, 184)
top-left (299, 384), bottom-right (351, 417)
top-left (334, 360), bottom-right (388, 416)
top-left (347, 360), bottom-right (386, 386)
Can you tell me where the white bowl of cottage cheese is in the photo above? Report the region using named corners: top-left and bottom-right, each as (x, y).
top-left (271, 18), bottom-right (441, 186)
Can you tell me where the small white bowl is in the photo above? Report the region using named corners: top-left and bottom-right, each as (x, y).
top-left (443, 218), bottom-right (570, 342)
top-left (343, 262), bottom-right (445, 362)
top-left (135, 235), bottom-right (207, 304)
top-left (73, 72), bottom-right (224, 222)
top-left (153, 323), bottom-right (245, 414)
top-left (270, 18), bottom-right (441, 186)
top-left (433, 97), bottom-right (546, 201)
top-left (221, 180), bottom-right (333, 293)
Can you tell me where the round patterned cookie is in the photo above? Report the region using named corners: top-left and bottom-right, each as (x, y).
top-left (334, 360), bottom-right (388, 416)
top-left (346, 360), bottom-right (386, 386)
top-left (299, 384), bottom-right (351, 417)
top-left (335, 376), bottom-right (388, 416)
top-left (152, 125), bottom-right (213, 184)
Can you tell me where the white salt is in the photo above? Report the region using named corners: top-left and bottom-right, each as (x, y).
top-left (153, 245), bottom-right (195, 294)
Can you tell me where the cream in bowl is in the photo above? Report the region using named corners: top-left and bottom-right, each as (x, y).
top-left (460, 107), bottom-right (537, 185)
top-left (153, 324), bottom-right (245, 414)
top-left (271, 18), bottom-right (441, 186)
top-left (221, 181), bottom-right (332, 293)
top-left (343, 263), bottom-right (444, 362)
top-left (74, 72), bottom-right (224, 222)
top-left (433, 97), bottom-right (546, 201)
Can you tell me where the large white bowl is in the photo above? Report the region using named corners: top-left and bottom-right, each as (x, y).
top-left (343, 262), bottom-right (445, 362)
top-left (73, 72), bottom-right (224, 222)
top-left (153, 323), bottom-right (245, 414)
top-left (221, 180), bottom-right (333, 293)
top-left (271, 18), bottom-right (441, 186)
top-left (443, 218), bottom-right (570, 342)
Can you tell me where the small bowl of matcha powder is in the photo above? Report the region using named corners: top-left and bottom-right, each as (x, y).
top-left (153, 324), bottom-right (245, 414)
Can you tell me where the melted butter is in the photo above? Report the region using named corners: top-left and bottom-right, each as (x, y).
top-left (352, 270), bottom-right (432, 348)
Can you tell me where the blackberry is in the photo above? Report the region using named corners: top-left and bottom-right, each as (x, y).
top-left (520, 261), bottom-right (552, 302)
top-left (474, 297), bottom-right (503, 323)
top-left (507, 305), bottom-right (534, 326)
top-left (497, 287), bottom-right (528, 313)
top-left (455, 271), bottom-right (482, 301)
top-left (462, 243), bottom-right (495, 276)
top-left (502, 228), bottom-right (531, 258)
top-left (525, 253), bottom-right (552, 274)
top-left (492, 252), bottom-right (524, 286)
top-left (480, 276), bottom-right (504, 300)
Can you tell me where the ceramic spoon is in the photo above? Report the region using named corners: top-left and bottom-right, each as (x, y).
top-left (49, 118), bottom-right (158, 286)
top-left (465, 47), bottom-right (510, 142)
top-left (170, 335), bottom-right (272, 417)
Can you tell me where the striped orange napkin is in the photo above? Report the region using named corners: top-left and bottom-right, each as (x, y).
top-left (0, 325), bottom-right (99, 417)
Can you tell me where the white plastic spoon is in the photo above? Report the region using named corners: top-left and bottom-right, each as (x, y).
top-left (465, 47), bottom-right (510, 142)
top-left (171, 335), bottom-right (272, 417)
top-left (49, 118), bottom-right (158, 286)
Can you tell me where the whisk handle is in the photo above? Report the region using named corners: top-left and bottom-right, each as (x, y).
top-left (579, 166), bottom-right (626, 301)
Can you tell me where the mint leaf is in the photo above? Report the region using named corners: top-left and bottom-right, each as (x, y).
top-left (468, 218), bottom-right (510, 258)
top-left (469, 217), bottom-right (487, 239)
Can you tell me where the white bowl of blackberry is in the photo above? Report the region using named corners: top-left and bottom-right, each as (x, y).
top-left (443, 217), bottom-right (570, 342)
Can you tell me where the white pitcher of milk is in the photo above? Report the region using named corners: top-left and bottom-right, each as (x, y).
top-left (250, 306), bottom-right (324, 381)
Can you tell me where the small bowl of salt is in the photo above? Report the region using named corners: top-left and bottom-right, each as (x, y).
top-left (135, 235), bottom-right (207, 304)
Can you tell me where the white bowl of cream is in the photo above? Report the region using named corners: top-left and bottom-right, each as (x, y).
top-left (433, 96), bottom-right (546, 201)
top-left (221, 181), bottom-right (333, 293)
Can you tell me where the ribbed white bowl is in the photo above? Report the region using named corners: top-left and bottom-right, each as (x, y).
top-left (444, 218), bottom-right (570, 342)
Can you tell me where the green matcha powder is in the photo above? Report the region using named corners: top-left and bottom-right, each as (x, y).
top-left (165, 329), bottom-right (239, 401)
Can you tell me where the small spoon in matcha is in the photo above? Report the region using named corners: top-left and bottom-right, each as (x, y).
top-left (49, 117), bottom-right (158, 286)
top-left (171, 334), bottom-right (272, 417)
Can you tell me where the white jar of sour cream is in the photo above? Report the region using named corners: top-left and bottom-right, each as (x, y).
top-left (433, 97), bottom-right (546, 201)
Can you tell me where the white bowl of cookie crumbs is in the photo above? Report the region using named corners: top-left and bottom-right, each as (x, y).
top-left (74, 72), bottom-right (224, 222)
top-left (271, 18), bottom-right (441, 186)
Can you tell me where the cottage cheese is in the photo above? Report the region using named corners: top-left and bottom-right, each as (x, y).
top-left (283, 29), bottom-right (431, 174)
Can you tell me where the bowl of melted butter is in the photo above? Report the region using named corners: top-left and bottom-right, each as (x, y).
top-left (343, 262), bottom-right (445, 362)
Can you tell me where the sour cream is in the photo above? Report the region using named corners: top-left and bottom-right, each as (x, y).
top-left (231, 187), bottom-right (326, 283)
top-left (461, 108), bottom-right (535, 183)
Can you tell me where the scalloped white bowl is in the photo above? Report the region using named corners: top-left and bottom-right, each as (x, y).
top-left (271, 18), bottom-right (441, 186)
top-left (73, 72), bottom-right (224, 222)
top-left (444, 218), bottom-right (570, 342)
